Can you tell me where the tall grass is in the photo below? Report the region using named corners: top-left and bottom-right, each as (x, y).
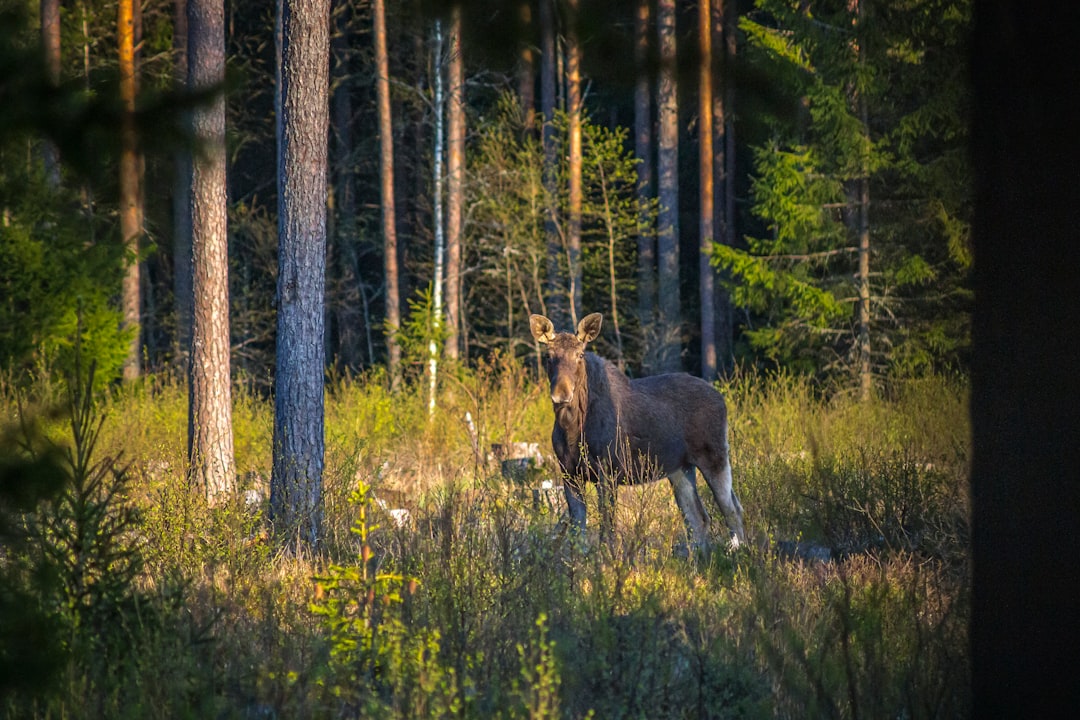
top-left (1, 361), bottom-right (970, 718)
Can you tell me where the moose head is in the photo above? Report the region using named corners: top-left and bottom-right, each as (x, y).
top-left (530, 313), bottom-right (602, 406)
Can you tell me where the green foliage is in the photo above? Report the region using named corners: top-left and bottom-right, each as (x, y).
top-left (2, 365), bottom-right (969, 718)
top-left (465, 95), bottom-right (655, 368)
top-left (728, 0), bottom-right (973, 382)
top-left (0, 178), bottom-right (130, 386)
top-left (311, 480), bottom-right (460, 718)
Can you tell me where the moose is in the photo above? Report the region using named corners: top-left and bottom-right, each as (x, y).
top-left (530, 312), bottom-right (746, 550)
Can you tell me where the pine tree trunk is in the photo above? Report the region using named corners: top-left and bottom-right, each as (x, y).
top-left (566, 0), bottom-right (583, 326)
top-left (187, 0), bottom-right (235, 503)
top-left (331, 0), bottom-right (360, 370)
top-left (119, 0), bottom-right (143, 381)
top-left (712, 0), bottom-right (736, 377)
top-left (373, 0), bottom-right (401, 390)
top-left (656, 0), bottom-right (681, 372)
top-left (698, 0), bottom-right (716, 381)
top-left (540, 0), bottom-right (562, 325)
top-left (173, 0), bottom-right (193, 370)
top-left (517, 0), bottom-right (536, 132)
top-left (445, 5), bottom-right (464, 362)
top-left (272, 0), bottom-right (329, 549)
top-left (634, 0), bottom-right (656, 347)
top-left (41, 0), bottom-right (61, 187)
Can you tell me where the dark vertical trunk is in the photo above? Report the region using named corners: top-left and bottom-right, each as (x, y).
top-left (41, 0), bottom-right (61, 186)
top-left (656, 0), bottom-right (681, 372)
top-left (634, 0), bottom-right (655, 350)
top-left (518, 0), bottom-right (536, 132)
top-left (272, 0), bottom-right (329, 549)
top-left (331, 0), bottom-right (360, 370)
top-left (187, 0), bottom-right (235, 502)
top-left (698, 0), bottom-right (716, 381)
top-left (712, 0), bottom-right (734, 377)
top-left (173, 0), bottom-right (194, 369)
top-left (373, 0), bottom-right (401, 390)
top-left (971, 3), bottom-right (1080, 717)
top-left (540, 0), bottom-right (563, 325)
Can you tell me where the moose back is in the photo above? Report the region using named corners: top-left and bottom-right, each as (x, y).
top-left (530, 312), bottom-right (745, 549)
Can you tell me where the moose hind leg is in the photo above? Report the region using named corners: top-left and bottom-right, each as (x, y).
top-left (700, 455), bottom-right (746, 547)
top-left (668, 467), bottom-right (710, 549)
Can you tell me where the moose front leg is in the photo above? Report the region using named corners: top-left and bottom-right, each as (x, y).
top-left (563, 475), bottom-right (587, 531)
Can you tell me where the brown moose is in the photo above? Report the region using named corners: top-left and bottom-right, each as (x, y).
top-left (530, 312), bottom-right (746, 550)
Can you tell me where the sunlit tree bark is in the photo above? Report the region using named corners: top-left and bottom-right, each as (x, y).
top-left (187, 0), bottom-right (235, 503)
top-left (373, 0), bottom-right (401, 390)
top-left (566, 0), bottom-right (583, 326)
top-left (119, 0), bottom-right (143, 381)
top-left (445, 4), bottom-right (464, 362)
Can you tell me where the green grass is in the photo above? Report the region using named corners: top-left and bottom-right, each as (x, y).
top-left (1, 362), bottom-right (970, 718)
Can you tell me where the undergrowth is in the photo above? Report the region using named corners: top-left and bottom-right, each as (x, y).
top-left (0, 361), bottom-right (970, 718)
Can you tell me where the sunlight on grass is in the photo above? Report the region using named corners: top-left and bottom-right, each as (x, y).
top-left (1, 363), bottom-right (970, 718)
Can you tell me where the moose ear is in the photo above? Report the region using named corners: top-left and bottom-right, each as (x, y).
top-left (530, 314), bottom-right (556, 344)
top-left (577, 313), bottom-right (603, 344)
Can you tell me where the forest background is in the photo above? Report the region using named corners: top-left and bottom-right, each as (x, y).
top-left (0, 0), bottom-right (997, 717)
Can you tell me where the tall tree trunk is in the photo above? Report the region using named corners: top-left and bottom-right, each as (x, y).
top-left (634, 0), bottom-right (655, 349)
top-left (656, 0), bottom-right (681, 372)
top-left (851, 0), bottom-right (871, 399)
top-left (119, 0), bottom-right (143, 381)
top-left (41, 0), bottom-right (61, 186)
top-left (712, 0), bottom-right (735, 377)
top-left (272, 0), bottom-right (329, 549)
top-left (429, 19), bottom-right (446, 416)
top-left (698, 0), bottom-right (716, 381)
top-left (566, 0), bottom-right (582, 326)
top-left (539, 0), bottom-right (562, 325)
top-left (445, 4), bottom-right (464, 362)
top-left (173, 0), bottom-right (194, 370)
top-left (517, 1), bottom-right (536, 132)
top-left (373, 0), bottom-right (401, 390)
top-left (330, 0), bottom-right (360, 370)
top-left (187, 0), bottom-right (235, 503)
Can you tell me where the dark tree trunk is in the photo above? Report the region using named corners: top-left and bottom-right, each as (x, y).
top-left (272, 0), bottom-right (329, 549)
top-left (41, 0), bottom-right (61, 186)
top-left (698, 0), bottom-right (716, 381)
top-left (173, 0), bottom-right (193, 369)
top-left (656, 0), bottom-right (681, 372)
top-left (712, 0), bottom-right (734, 377)
top-left (517, 0), bottom-right (536, 132)
top-left (634, 0), bottom-right (656, 351)
top-left (540, 0), bottom-right (563, 326)
top-left (970, 3), bottom-right (1080, 717)
top-left (187, 0), bottom-right (235, 503)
